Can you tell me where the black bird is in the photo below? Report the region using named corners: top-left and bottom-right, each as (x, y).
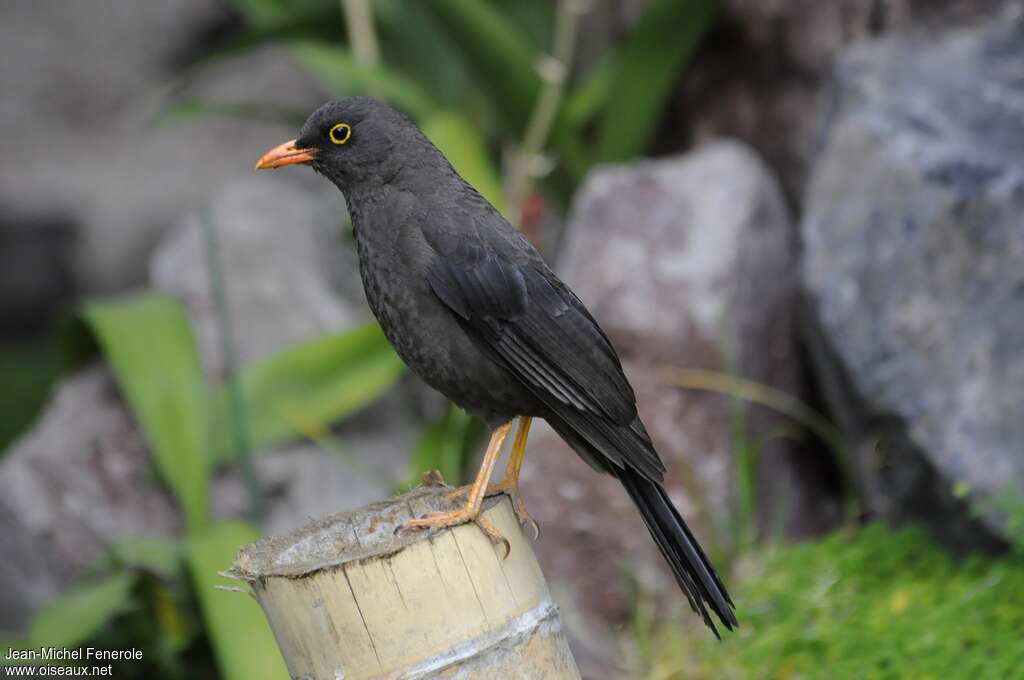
top-left (256, 97), bottom-right (737, 635)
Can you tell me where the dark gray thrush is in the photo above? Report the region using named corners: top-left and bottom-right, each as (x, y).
top-left (256, 97), bottom-right (736, 635)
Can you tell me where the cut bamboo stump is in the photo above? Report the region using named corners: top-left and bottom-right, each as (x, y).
top-left (230, 477), bottom-right (581, 679)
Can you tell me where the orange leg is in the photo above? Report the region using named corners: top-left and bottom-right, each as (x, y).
top-left (447, 416), bottom-right (538, 538)
top-left (403, 421), bottom-right (512, 544)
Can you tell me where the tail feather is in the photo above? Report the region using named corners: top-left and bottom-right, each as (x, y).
top-left (617, 467), bottom-right (737, 637)
top-left (544, 410), bottom-right (737, 636)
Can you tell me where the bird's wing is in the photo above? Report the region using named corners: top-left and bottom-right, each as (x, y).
top-left (423, 216), bottom-right (664, 479)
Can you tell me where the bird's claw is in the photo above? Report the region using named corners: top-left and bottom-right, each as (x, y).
top-left (398, 508), bottom-right (510, 557)
top-left (522, 515), bottom-right (541, 541)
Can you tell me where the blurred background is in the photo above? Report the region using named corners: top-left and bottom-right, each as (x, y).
top-left (1, 0), bottom-right (1023, 678)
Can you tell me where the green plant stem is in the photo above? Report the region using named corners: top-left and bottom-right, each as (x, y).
top-left (505, 0), bottom-right (584, 227)
top-left (341, 0), bottom-right (380, 67)
top-left (200, 208), bottom-right (262, 524)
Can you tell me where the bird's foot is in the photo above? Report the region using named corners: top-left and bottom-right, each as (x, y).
top-left (401, 505), bottom-right (510, 557)
top-left (447, 479), bottom-right (539, 540)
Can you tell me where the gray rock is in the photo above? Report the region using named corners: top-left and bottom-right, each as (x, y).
top-left (0, 0), bottom-right (325, 294)
top-left (521, 141), bottom-right (839, 653)
top-left (150, 173), bottom-right (362, 377)
top-left (801, 16), bottom-right (1024, 549)
top-left (0, 175), bottom-right (434, 629)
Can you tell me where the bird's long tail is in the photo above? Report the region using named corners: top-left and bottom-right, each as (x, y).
top-left (544, 411), bottom-right (737, 636)
top-left (615, 466), bottom-right (737, 637)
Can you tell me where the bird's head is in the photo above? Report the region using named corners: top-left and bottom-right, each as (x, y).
top-left (256, 97), bottom-right (428, 190)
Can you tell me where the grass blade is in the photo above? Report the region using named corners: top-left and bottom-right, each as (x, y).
top-left (596, 0), bottom-right (717, 162)
top-left (83, 294), bottom-right (210, 531)
top-left (421, 0), bottom-right (540, 133)
top-left (290, 40), bottom-right (437, 119)
top-left (408, 404), bottom-right (486, 487)
top-left (186, 522), bottom-right (288, 680)
top-left (209, 323), bottom-right (405, 464)
top-left (28, 573), bottom-right (137, 649)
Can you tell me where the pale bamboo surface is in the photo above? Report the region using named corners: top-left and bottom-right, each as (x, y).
top-left (231, 477), bottom-right (580, 679)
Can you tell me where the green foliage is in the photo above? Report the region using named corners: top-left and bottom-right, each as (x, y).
top-left (408, 404), bottom-right (486, 487)
top-left (632, 524), bottom-right (1024, 679)
top-left (28, 573), bottom-right (137, 650)
top-left (83, 294), bottom-right (210, 531)
top-left (596, 0), bottom-right (718, 163)
top-left (290, 40), bottom-right (437, 119)
top-left (970, 486), bottom-right (1024, 554)
top-left (109, 537), bottom-right (184, 579)
top-left (0, 339), bottom-right (62, 451)
top-left (46, 295), bottom-right (402, 679)
top-left (421, 0), bottom-right (541, 135)
top-left (186, 522), bottom-right (289, 680)
top-left (209, 322), bottom-right (405, 463)
top-left (179, 0), bottom-right (718, 208)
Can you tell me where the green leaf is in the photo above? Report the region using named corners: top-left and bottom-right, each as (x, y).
top-left (83, 294), bottom-right (209, 531)
top-left (560, 52), bottom-right (619, 131)
top-left (596, 0), bottom-right (717, 162)
top-left (28, 573), bottom-right (137, 648)
top-left (408, 404), bottom-right (486, 487)
top-left (290, 41), bottom-right (437, 119)
top-left (186, 522), bottom-right (288, 680)
top-left (422, 0), bottom-right (541, 134)
top-left (484, 0), bottom-right (555, 52)
top-left (111, 537), bottom-right (183, 577)
top-left (210, 323), bottom-right (405, 464)
top-left (374, 0), bottom-right (465, 109)
top-left (422, 111), bottom-right (506, 215)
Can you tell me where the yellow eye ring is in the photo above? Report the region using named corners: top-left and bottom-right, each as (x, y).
top-left (329, 122), bottom-right (352, 145)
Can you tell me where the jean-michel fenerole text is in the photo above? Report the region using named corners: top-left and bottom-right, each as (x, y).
top-left (5, 647), bottom-right (143, 662)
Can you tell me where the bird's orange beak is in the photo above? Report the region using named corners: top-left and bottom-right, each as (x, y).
top-left (254, 139), bottom-right (317, 170)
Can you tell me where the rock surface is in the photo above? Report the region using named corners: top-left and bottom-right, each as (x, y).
top-left (0, 175), bottom-right (432, 629)
top-left (520, 141), bottom-right (840, 666)
top-left (801, 17), bottom-right (1024, 550)
top-left (665, 0), bottom-right (1005, 202)
top-left (0, 0), bottom-right (324, 294)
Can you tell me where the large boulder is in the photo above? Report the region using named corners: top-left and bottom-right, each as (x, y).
top-left (801, 17), bottom-right (1024, 550)
top-left (521, 141), bottom-right (839, 668)
top-left (0, 175), bottom-right (431, 630)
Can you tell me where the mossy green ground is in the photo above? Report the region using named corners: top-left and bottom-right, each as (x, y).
top-left (633, 523), bottom-right (1024, 679)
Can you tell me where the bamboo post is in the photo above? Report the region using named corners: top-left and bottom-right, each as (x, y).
top-left (230, 475), bottom-right (581, 679)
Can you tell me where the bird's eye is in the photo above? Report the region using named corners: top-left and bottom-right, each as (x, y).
top-left (329, 122), bottom-right (352, 145)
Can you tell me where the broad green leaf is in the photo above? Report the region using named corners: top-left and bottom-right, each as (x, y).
top-left (111, 537), bottom-right (183, 577)
top-left (422, 0), bottom-right (540, 133)
top-left (596, 0), bottom-right (717, 162)
top-left (186, 522), bottom-right (288, 680)
top-left (210, 323), bottom-right (405, 464)
top-left (84, 294), bottom-right (209, 531)
top-left (422, 111), bottom-right (506, 215)
top-left (28, 573), bottom-right (137, 648)
top-left (408, 404), bottom-right (486, 487)
top-left (290, 41), bottom-right (437, 119)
